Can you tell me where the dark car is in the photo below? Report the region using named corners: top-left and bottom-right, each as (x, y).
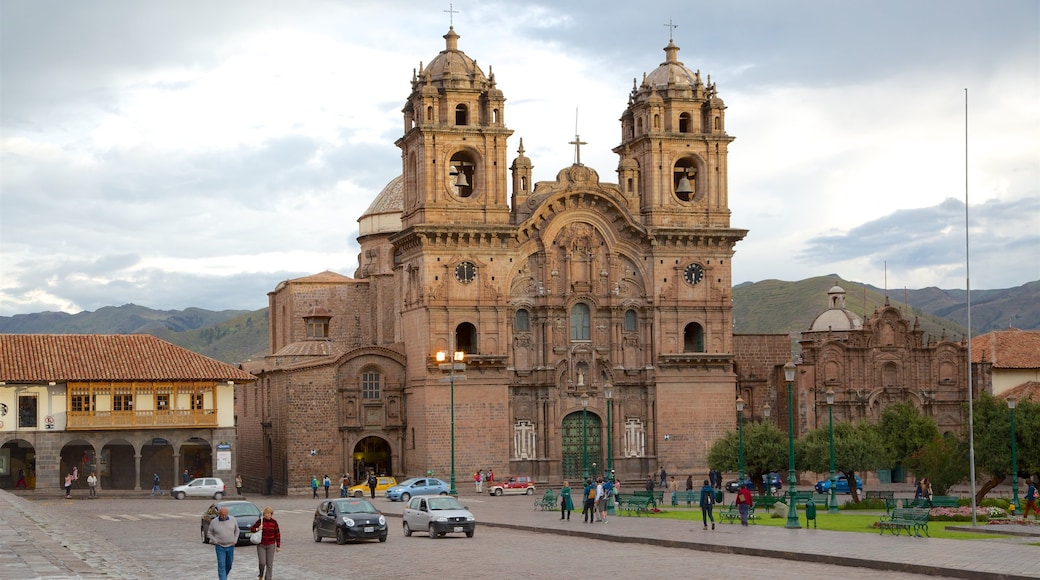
top-left (312, 498), bottom-right (388, 544)
top-left (201, 500), bottom-right (261, 545)
top-left (725, 473), bottom-right (781, 493)
top-left (815, 475), bottom-right (863, 494)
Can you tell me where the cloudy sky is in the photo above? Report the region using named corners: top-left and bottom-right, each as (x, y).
top-left (2, 0), bottom-right (1037, 317)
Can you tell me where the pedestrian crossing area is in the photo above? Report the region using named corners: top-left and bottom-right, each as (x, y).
top-left (94, 508), bottom-right (316, 522)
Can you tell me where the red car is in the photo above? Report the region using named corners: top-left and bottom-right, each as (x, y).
top-left (488, 476), bottom-right (535, 496)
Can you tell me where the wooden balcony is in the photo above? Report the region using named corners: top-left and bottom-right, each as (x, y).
top-left (66, 409), bottom-right (217, 430)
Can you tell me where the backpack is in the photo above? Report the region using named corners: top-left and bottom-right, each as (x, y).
top-left (368, 475), bottom-right (377, 486)
top-left (588, 487), bottom-right (596, 499)
top-left (706, 490), bottom-right (714, 505)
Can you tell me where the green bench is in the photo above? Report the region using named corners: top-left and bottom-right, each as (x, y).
top-left (632, 490), bottom-right (665, 508)
top-left (535, 489), bottom-right (558, 510)
top-left (616, 493), bottom-right (653, 516)
top-left (719, 502), bottom-right (756, 524)
top-left (754, 495), bottom-right (782, 509)
top-left (866, 490), bottom-right (896, 513)
top-left (910, 495), bottom-right (960, 509)
top-left (877, 507), bottom-right (930, 537)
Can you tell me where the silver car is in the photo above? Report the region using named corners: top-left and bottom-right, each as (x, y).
top-left (171, 477), bottom-right (226, 500)
top-left (402, 495), bottom-right (475, 538)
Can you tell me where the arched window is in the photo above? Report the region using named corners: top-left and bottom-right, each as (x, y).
top-left (683, 322), bottom-right (704, 352)
top-left (570, 304), bottom-right (591, 341)
top-left (636, 118), bottom-right (643, 135)
top-left (361, 370), bottom-right (381, 399)
top-left (515, 309), bottom-right (530, 331)
top-left (653, 113), bottom-right (660, 130)
top-left (624, 309), bottom-right (637, 332)
top-left (673, 157), bottom-right (697, 202)
top-left (449, 151), bottom-right (476, 198)
top-left (427, 106), bottom-right (434, 122)
top-left (679, 112), bottom-right (691, 133)
top-left (455, 104), bottom-right (468, 125)
top-left (455, 322), bottom-right (477, 354)
top-left (714, 115), bottom-right (721, 130)
top-left (493, 108), bottom-right (499, 124)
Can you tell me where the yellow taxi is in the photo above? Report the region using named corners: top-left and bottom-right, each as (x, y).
top-left (347, 475), bottom-right (397, 498)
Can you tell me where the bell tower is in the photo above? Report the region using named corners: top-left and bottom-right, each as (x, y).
top-left (397, 27), bottom-right (513, 229)
top-left (613, 39), bottom-right (734, 229)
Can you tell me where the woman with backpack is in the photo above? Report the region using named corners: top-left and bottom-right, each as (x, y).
top-left (699, 479), bottom-right (716, 530)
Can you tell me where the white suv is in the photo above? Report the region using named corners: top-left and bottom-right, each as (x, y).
top-left (172, 477), bottom-right (226, 500)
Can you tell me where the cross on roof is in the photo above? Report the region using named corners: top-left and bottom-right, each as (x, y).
top-left (444, 3), bottom-right (459, 27)
top-left (664, 18), bottom-right (678, 41)
top-left (569, 135), bottom-right (587, 166)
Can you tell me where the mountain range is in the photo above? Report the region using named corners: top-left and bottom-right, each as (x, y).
top-left (1, 276), bottom-right (1036, 365)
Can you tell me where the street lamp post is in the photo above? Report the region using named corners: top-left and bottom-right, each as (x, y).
top-left (784, 361), bottom-right (802, 529)
top-left (1009, 397), bottom-right (1019, 515)
top-left (604, 384), bottom-right (613, 475)
top-left (436, 348), bottom-right (466, 496)
top-left (826, 387), bottom-right (838, 514)
top-left (763, 402), bottom-right (771, 496)
top-left (736, 396), bottom-right (745, 489)
top-left (581, 394), bottom-right (590, 480)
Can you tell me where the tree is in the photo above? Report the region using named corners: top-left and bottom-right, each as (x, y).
top-left (800, 420), bottom-right (889, 503)
top-left (707, 420), bottom-right (789, 493)
top-left (971, 392), bottom-right (1014, 503)
top-left (907, 435), bottom-right (968, 496)
top-left (878, 402), bottom-right (940, 472)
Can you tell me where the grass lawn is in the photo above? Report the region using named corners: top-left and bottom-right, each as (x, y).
top-left (639, 506), bottom-right (1009, 540)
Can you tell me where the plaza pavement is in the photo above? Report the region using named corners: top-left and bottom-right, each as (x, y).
top-left (2, 485), bottom-right (1038, 579)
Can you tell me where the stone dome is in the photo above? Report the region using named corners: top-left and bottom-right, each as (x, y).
top-left (644, 40), bottom-right (700, 89)
top-left (358, 175), bottom-right (403, 236)
top-left (418, 27), bottom-right (489, 90)
top-left (808, 284), bottom-right (863, 331)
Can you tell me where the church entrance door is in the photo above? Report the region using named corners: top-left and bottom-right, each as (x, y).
top-left (561, 412), bottom-right (602, 481)
top-left (352, 436), bottom-right (391, 481)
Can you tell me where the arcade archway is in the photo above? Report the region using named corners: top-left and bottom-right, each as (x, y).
top-left (352, 436), bottom-right (391, 481)
top-left (1, 439), bottom-right (37, 489)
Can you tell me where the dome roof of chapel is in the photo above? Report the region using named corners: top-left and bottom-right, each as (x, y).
top-left (419, 27), bottom-right (489, 89)
top-left (644, 40), bottom-right (700, 89)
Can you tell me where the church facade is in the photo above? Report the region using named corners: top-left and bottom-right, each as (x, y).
top-left (238, 28), bottom-right (749, 494)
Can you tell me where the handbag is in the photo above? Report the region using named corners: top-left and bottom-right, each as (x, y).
top-left (250, 522), bottom-right (263, 545)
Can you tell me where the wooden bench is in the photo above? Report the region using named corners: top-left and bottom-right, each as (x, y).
top-left (632, 490), bottom-right (665, 509)
top-left (719, 502), bottom-right (756, 524)
top-left (877, 507), bottom-right (930, 537)
top-left (909, 495), bottom-right (960, 509)
top-left (616, 493), bottom-right (654, 516)
top-left (535, 489), bottom-right (558, 510)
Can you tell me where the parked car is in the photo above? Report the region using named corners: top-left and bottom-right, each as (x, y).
top-left (402, 495), bottom-right (475, 538)
top-left (385, 477), bottom-right (450, 502)
top-left (173, 477), bottom-right (227, 500)
top-left (347, 476), bottom-right (397, 498)
top-left (725, 473), bottom-right (781, 493)
top-left (488, 475), bottom-right (536, 496)
top-left (312, 498), bottom-right (388, 544)
top-left (815, 475), bottom-right (863, 494)
top-left (201, 500), bottom-right (261, 545)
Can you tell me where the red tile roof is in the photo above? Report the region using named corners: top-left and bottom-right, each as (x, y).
top-left (998, 381), bottom-right (1040, 403)
top-left (0, 334), bottom-right (256, 383)
top-left (970, 329), bottom-right (1040, 369)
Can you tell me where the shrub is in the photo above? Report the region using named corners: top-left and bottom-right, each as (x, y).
top-left (842, 498), bottom-right (885, 511)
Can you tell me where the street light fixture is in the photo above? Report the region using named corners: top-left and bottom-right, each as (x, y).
top-left (736, 395), bottom-right (745, 489)
top-left (826, 387), bottom-right (838, 514)
top-left (436, 348), bottom-right (466, 496)
top-left (581, 393), bottom-right (590, 480)
top-left (784, 361), bottom-right (801, 529)
top-left (1008, 397), bottom-right (1019, 515)
top-left (604, 383), bottom-right (613, 475)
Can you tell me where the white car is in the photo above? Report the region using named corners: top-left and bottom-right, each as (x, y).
top-left (402, 495), bottom-right (475, 538)
top-left (172, 477), bottom-right (227, 500)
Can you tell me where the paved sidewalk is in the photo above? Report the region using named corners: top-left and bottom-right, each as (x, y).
top-left (3, 488), bottom-right (1038, 579)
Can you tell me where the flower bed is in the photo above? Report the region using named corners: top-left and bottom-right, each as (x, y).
top-left (928, 506), bottom-right (1008, 521)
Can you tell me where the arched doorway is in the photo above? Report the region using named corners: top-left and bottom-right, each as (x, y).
top-left (101, 439), bottom-right (135, 489)
top-left (352, 436), bottom-right (391, 481)
top-left (140, 437), bottom-right (174, 490)
top-left (562, 412), bottom-right (602, 480)
top-left (60, 439), bottom-right (95, 491)
top-left (1, 439), bottom-right (37, 489)
top-left (180, 437), bottom-right (213, 479)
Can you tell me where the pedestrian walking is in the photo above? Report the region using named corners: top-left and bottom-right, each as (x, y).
top-left (207, 506), bottom-right (238, 580)
top-left (559, 480), bottom-right (574, 520)
top-left (250, 506), bottom-right (281, 580)
top-left (594, 477), bottom-right (608, 523)
top-left (87, 472), bottom-right (98, 498)
top-left (659, 466), bottom-right (668, 488)
top-left (1023, 480), bottom-right (1038, 519)
top-left (16, 468), bottom-right (28, 489)
top-left (699, 479), bottom-right (716, 530)
top-left (323, 474), bottom-right (331, 498)
top-left (736, 482), bottom-right (753, 526)
top-left (235, 474), bottom-right (244, 496)
top-left (921, 477), bottom-right (933, 507)
top-left (582, 479), bottom-right (596, 523)
top-left (669, 475), bottom-right (679, 506)
top-left (474, 471), bottom-right (483, 493)
top-left (183, 469), bottom-right (191, 484)
top-left (487, 468), bottom-right (495, 483)
top-left (685, 475), bottom-right (694, 505)
top-left (64, 473), bottom-right (74, 498)
top-left (340, 473), bottom-right (350, 497)
top-left (311, 476), bottom-right (319, 498)
top-left (151, 473), bottom-right (164, 496)
top-left (367, 472), bottom-right (378, 499)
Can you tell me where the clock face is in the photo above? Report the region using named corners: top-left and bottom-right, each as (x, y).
top-left (454, 261), bottom-right (476, 284)
top-left (684, 263), bottom-right (704, 285)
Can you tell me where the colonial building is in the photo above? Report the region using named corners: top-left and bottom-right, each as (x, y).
top-left (789, 285), bottom-right (986, 446)
top-left (971, 328), bottom-right (1040, 397)
top-left (0, 334), bottom-right (255, 491)
top-left (238, 28), bottom-right (748, 493)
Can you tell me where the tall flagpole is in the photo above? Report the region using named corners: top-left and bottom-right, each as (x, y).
top-left (964, 88), bottom-right (978, 526)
